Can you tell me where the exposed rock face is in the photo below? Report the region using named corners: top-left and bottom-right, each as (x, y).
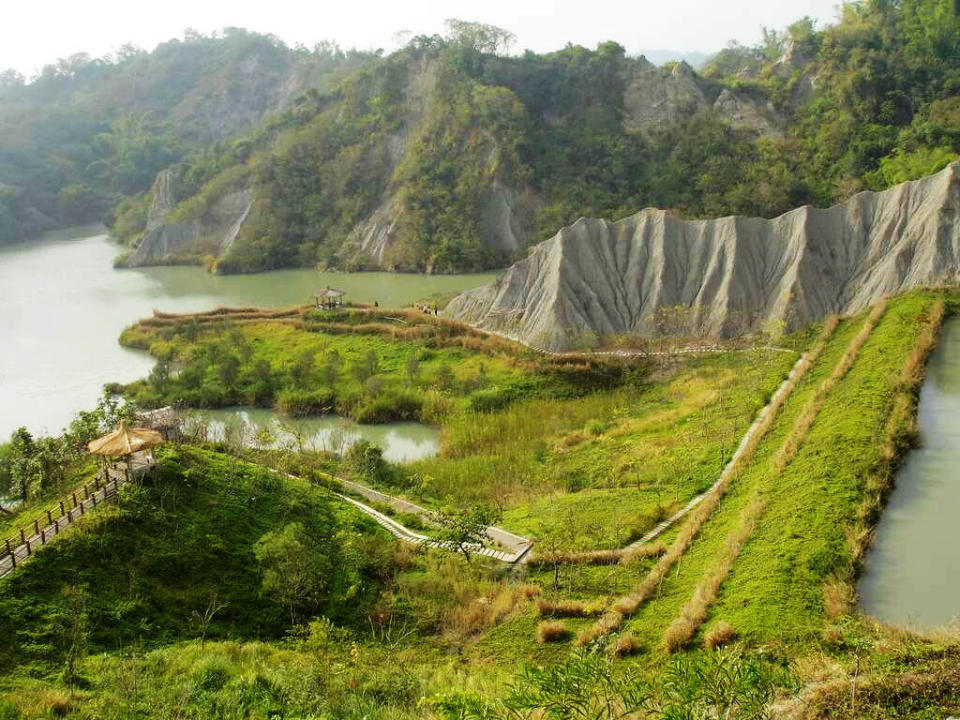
top-left (446, 163), bottom-right (960, 350)
top-left (623, 59), bottom-right (708, 136)
top-left (122, 169), bottom-right (253, 267)
top-left (623, 57), bottom-right (781, 136)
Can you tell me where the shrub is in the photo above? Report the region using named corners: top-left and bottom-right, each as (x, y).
top-left (703, 621), bottom-right (736, 649)
top-left (585, 419), bottom-right (608, 435)
top-left (468, 387), bottom-right (518, 413)
top-left (275, 389), bottom-right (336, 417)
top-left (193, 659), bottom-right (231, 692)
top-left (353, 390), bottom-right (423, 423)
top-left (537, 621), bottom-right (571, 643)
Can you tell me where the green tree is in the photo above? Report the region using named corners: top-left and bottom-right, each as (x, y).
top-left (253, 522), bottom-right (336, 624)
top-left (431, 503), bottom-right (502, 563)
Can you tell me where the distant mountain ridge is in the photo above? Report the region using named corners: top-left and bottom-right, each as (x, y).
top-left (445, 163), bottom-right (960, 349)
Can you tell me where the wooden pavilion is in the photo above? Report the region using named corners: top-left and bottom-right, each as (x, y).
top-left (87, 423), bottom-right (164, 484)
top-left (315, 287), bottom-right (346, 309)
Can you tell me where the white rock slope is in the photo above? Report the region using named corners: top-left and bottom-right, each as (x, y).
top-left (446, 163), bottom-right (960, 350)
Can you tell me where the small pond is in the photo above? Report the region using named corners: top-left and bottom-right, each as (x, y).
top-left (186, 407), bottom-right (440, 464)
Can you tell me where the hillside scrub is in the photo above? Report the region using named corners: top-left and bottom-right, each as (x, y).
top-left (0, 446), bottom-right (396, 672)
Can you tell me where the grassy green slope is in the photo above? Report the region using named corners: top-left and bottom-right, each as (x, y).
top-left (0, 446), bottom-right (393, 671)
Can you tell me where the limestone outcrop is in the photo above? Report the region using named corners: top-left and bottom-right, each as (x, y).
top-left (445, 163), bottom-right (960, 350)
top-left (122, 169), bottom-right (253, 267)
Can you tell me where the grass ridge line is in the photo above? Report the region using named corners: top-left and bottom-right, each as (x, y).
top-left (574, 316), bottom-right (841, 647)
top-left (660, 300), bottom-right (887, 652)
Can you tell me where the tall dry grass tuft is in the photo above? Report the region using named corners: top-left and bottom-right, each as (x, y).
top-left (537, 621), bottom-right (571, 643)
top-left (619, 541), bottom-right (667, 566)
top-left (703, 621), bottom-right (737, 649)
top-left (586, 319), bottom-right (842, 646)
top-left (529, 549), bottom-right (626, 568)
top-left (823, 580), bottom-right (856, 619)
top-left (611, 633), bottom-right (644, 658)
top-left (576, 611), bottom-right (623, 646)
top-left (660, 301), bottom-right (886, 650)
top-left (536, 598), bottom-right (604, 618)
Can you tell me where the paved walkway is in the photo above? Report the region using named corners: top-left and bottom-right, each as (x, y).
top-left (623, 352), bottom-right (808, 551)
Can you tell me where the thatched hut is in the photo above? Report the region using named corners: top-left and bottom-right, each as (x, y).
top-left (315, 287), bottom-right (346, 309)
top-left (87, 423), bottom-right (164, 483)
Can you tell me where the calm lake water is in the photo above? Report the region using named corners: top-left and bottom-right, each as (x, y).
top-left (0, 228), bottom-right (496, 439)
top-left (188, 407), bottom-right (439, 463)
top-left (859, 317), bottom-right (960, 629)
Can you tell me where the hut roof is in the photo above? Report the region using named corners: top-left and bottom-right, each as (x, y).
top-left (87, 423), bottom-right (164, 456)
top-left (315, 287), bottom-right (346, 298)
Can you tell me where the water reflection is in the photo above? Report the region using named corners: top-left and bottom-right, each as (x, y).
top-left (187, 407), bottom-right (440, 464)
top-left (859, 317), bottom-right (960, 628)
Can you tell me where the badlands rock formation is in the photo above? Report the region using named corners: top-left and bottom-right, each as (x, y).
top-left (446, 163), bottom-right (960, 350)
top-left (121, 169), bottom-right (252, 267)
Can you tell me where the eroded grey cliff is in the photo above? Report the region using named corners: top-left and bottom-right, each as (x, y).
top-left (446, 163), bottom-right (960, 350)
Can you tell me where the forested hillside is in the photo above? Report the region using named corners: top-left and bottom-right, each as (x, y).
top-left (3, 1), bottom-right (958, 273)
top-left (0, 29), bottom-right (374, 244)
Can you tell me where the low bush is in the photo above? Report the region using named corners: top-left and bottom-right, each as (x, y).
top-left (275, 389), bottom-right (336, 417)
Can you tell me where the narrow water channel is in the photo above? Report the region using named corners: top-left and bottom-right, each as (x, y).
top-left (859, 317), bottom-right (960, 628)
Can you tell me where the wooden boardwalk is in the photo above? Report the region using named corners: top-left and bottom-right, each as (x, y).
top-left (0, 453), bottom-right (155, 579)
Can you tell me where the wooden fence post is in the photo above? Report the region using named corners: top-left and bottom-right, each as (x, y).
top-left (10, 552), bottom-right (15, 568)
top-left (59, 501), bottom-right (65, 517)
top-left (40, 529), bottom-right (45, 543)
top-left (84, 485), bottom-right (90, 499)
top-left (46, 510), bottom-right (53, 526)
top-left (72, 492), bottom-right (78, 508)
top-left (19, 528), bottom-right (25, 544)
top-left (4, 539), bottom-right (9, 555)
top-left (32, 519), bottom-right (39, 535)
top-left (25, 539), bottom-right (30, 556)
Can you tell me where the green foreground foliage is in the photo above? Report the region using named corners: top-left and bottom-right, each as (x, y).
top-left (2, 292), bottom-right (960, 718)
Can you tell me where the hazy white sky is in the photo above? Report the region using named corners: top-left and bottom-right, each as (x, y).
top-left (2, 0), bottom-right (841, 76)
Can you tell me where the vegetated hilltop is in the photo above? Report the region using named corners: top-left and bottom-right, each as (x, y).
top-left (0, 29), bottom-right (375, 243)
top-left (115, 2), bottom-right (960, 274)
top-left (446, 163), bottom-right (960, 350)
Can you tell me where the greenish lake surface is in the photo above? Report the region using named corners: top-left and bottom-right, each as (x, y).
top-left (187, 407), bottom-right (439, 463)
top-left (859, 317), bottom-right (960, 629)
top-left (0, 228), bottom-right (496, 439)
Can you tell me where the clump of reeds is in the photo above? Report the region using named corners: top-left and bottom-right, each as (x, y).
top-left (528, 549), bottom-right (626, 568)
top-left (536, 599), bottom-right (604, 618)
top-left (611, 633), bottom-right (644, 658)
top-left (584, 317), bottom-right (841, 642)
top-left (703, 621), bottom-right (737, 649)
top-left (537, 621), bottom-right (571, 643)
top-left (619, 541), bottom-right (666, 566)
